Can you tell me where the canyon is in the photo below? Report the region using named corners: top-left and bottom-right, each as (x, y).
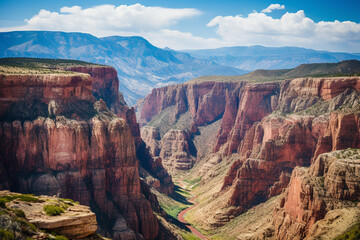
top-left (138, 65), bottom-right (360, 239)
top-left (0, 59), bottom-right (174, 239)
top-left (1, 57), bottom-right (360, 240)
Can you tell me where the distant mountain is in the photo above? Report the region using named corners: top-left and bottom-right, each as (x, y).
top-left (192, 60), bottom-right (360, 83)
top-left (0, 31), bottom-right (246, 105)
top-left (186, 46), bottom-right (360, 71)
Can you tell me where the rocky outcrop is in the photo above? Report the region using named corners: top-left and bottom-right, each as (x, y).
top-left (0, 68), bottom-right (161, 239)
top-left (64, 65), bottom-right (141, 147)
top-left (137, 141), bottom-right (174, 194)
top-left (139, 81), bottom-right (239, 128)
top-left (314, 112), bottom-right (360, 160)
top-left (214, 82), bottom-right (280, 154)
top-left (218, 96), bottom-right (359, 224)
top-left (159, 130), bottom-right (196, 174)
top-left (141, 126), bottom-right (197, 174)
top-left (0, 73), bottom-right (94, 120)
top-left (141, 127), bottom-right (161, 156)
top-left (0, 190), bottom-right (97, 239)
top-left (66, 66), bottom-right (172, 196)
top-left (273, 149), bottom-right (360, 239)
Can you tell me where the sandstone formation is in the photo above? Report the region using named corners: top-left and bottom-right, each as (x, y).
top-left (66, 65), bottom-right (173, 194)
top-left (64, 65), bottom-right (141, 146)
top-left (1, 191), bottom-right (98, 239)
top-left (0, 63), bottom-right (169, 239)
top-left (273, 149), bottom-right (360, 239)
top-left (139, 76), bottom-right (360, 229)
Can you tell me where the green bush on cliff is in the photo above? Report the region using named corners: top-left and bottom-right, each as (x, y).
top-left (13, 209), bottom-right (25, 218)
top-left (43, 205), bottom-right (64, 216)
top-left (0, 194), bottom-right (39, 204)
top-left (0, 229), bottom-right (14, 240)
top-left (54, 236), bottom-right (69, 240)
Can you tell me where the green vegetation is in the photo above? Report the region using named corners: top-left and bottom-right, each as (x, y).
top-left (0, 229), bottom-right (14, 240)
top-left (334, 222), bottom-right (360, 240)
top-left (16, 217), bottom-right (37, 232)
top-left (160, 203), bottom-right (188, 220)
top-left (60, 198), bottom-right (79, 206)
top-left (54, 235), bottom-right (69, 240)
top-left (0, 194), bottom-right (39, 204)
top-left (43, 205), bottom-right (65, 216)
top-left (179, 231), bottom-right (200, 240)
top-left (335, 149), bottom-right (360, 160)
top-left (184, 177), bottom-right (202, 186)
top-left (0, 57), bottom-right (105, 75)
top-left (13, 209), bottom-right (25, 218)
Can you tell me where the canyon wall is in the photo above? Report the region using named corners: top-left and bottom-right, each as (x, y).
top-left (139, 76), bottom-right (360, 227)
top-left (273, 149), bottom-right (360, 239)
top-left (0, 66), bottom-right (171, 239)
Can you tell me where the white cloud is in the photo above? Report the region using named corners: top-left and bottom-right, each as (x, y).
top-left (0, 4), bottom-right (212, 50)
top-left (21, 4), bottom-right (201, 33)
top-left (0, 3), bottom-right (359, 52)
top-left (207, 10), bottom-right (360, 52)
top-left (261, 4), bottom-right (285, 13)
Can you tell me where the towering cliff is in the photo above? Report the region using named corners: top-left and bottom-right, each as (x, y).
top-left (273, 149), bottom-right (360, 239)
top-left (138, 74), bottom-right (360, 234)
top-left (0, 59), bottom-right (173, 239)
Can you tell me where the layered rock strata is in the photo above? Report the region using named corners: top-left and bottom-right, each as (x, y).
top-left (273, 149), bottom-right (360, 239)
top-left (0, 67), bottom-right (162, 239)
top-left (0, 190), bottom-right (98, 239)
top-left (139, 76), bottom-right (360, 226)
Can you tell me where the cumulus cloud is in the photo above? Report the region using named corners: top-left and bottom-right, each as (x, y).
top-left (207, 9), bottom-right (360, 52)
top-left (0, 3), bottom-right (359, 52)
top-left (0, 3), bottom-right (213, 50)
top-left (22, 4), bottom-right (201, 33)
top-left (261, 4), bottom-right (285, 13)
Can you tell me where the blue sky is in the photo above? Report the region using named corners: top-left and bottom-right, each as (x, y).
top-left (0, 0), bottom-right (359, 52)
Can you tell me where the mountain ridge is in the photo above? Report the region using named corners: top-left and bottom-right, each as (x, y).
top-left (186, 45), bottom-right (360, 71)
top-left (0, 31), bottom-right (246, 105)
top-left (191, 60), bottom-right (360, 83)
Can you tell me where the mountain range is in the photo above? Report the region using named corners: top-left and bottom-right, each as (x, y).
top-left (1, 31), bottom-right (360, 105)
top-left (186, 45), bottom-right (360, 71)
top-left (0, 31), bottom-right (244, 105)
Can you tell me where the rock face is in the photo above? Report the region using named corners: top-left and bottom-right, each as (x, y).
top-left (159, 130), bottom-right (196, 174)
top-left (64, 65), bottom-right (141, 147)
top-left (0, 190), bottom-right (98, 239)
top-left (139, 76), bottom-right (360, 229)
top-left (273, 149), bottom-right (360, 239)
top-left (0, 66), bottom-right (163, 239)
top-left (216, 77), bottom-right (360, 223)
top-left (138, 81), bottom-right (241, 173)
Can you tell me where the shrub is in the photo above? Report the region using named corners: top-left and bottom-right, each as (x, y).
top-left (55, 235), bottom-right (69, 240)
top-left (13, 209), bottom-right (25, 218)
top-left (16, 217), bottom-right (37, 232)
top-left (0, 229), bottom-right (14, 240)
top-left (43, 205), bottom-right (64, 216)
top-left (0, 194), bottom-right (38, 204)
top-left (0, 199), bottom-right (6, 208)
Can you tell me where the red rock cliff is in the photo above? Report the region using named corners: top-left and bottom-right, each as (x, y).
top-left (273, 149), bottom-right (360, 239)
top-left (0, 70), bottom-right (160, 239)
top-left (216, 77), bottom-right (360, 224)
top-left (139, 76), bottom-right (360, 229)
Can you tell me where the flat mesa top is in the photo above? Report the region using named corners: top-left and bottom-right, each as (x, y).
top-left (0, 57), bottom-right (105, 75)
